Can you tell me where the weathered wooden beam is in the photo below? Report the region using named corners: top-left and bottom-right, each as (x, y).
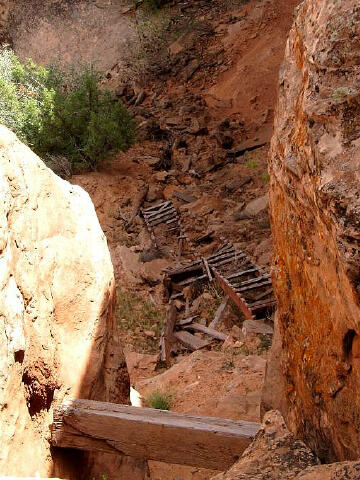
top-left (144, 206), bottom-right (175, 222)
top-left (174, 330), bottom-right (210, 350)
top-left (51, 399), bottom-right (259, 470)
top-left (160, 302), bottom-right (177, 364)
top-left (209, 296), bottom-right (229, 329)
top-left (232, 274), bottom-right (270, 288)
top-left (253, 286), bottom-right (273, 302)
top-left (144, 204), bottom-right (174, 218)
top-left (143, 200), bottom-right (171, 213)
top-left (212, 268), bottom-right (254, 320)
top-left (184, 322), bottom-right (227, 341)
top-left (177, 315), bottom-right (199, 326)
top-left (177, 273), bottom-right (207, 287)
top-left (202, 257), bottom-right (213, 281)
top-left (148, 211), bottom-right (177, 227)
top-left (247, 298), bottom-right (276, 310)
top-left (173, 190), bottom-right (196, 203)
top-left (235, 279), bottom-right (272, 294)
top-left (207, 250), bottom-right (238, 265)
top-left (226, 268), bottom-right (259, 281)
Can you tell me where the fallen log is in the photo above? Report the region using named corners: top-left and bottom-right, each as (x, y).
top-left (51, 399), bottom-right (259, 470)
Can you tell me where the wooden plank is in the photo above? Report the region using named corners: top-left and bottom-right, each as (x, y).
top-left (226, 268), bottom-right (259, 281)
top-left (247, 298), bottom-right (276, 310)
top-left (148, 211), bottom-right (177, 227)
top-left (144, 204), bottom-right (174, 219)
top-left (207, 250), bottom-right (238, 264)
top-left (173, 190), bottom-right (197, 203)
top-left (209, 252), bottom-right (248, 269)
top-left (166, 217), bottom-right (178, 225)
top-left (212, 268), bottom-right (254, 320)
top-left (253, 286), bottom-right (273, 302)
top-left (174, 330), bottom-right (210, 351)
top-left (143, 201), bottom-right (171, 213)
top-left (232, 274), bottom-right (270, 288)
top-left (209, 296), bottom-right (229, 329)
top-left (202, 257), bottom-right (213, 281)
top-left (177, 273), bottom-right (207, 287)
top-left (217, 242), bottom-right (233, 254)
top-left (178, 315), bottom-right (199, 326)
top-left (166, 261), bottom-right (202, 276)
top-left (169, 292), bottom-right (184, 300)
top-left (235, 279), bottom-right (272, 294)
top-left (160, 302), bottom-right (177, 364)
top-left (184, 322), bottom-right (227, 341)
top-left (51, 399), bottom-right (259, 470)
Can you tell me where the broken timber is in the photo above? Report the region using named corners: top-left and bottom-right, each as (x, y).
top-left (183, 322), bottom-right (227, 341)
top-left (174, 330), bottom-right (210, 351)
top-left (51, 399), bottom-right (259, 470)
top-left (160, 302), bottom-right (177, 365)
top-left (209, 296), bottom-right (229, 329)
top-left (141, 200), bottom-right (189, 257)
top-left (164, 243), bottom-right (276, 320)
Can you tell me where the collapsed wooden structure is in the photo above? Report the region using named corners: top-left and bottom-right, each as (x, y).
top-left (51, 399), bottom-right (259, 470)
top-left (141, 200), bottom-right (190, 257)
top-left (164, 242), bottom-right (275, 318)
top-left (160, 242), bottom-right (275, 358)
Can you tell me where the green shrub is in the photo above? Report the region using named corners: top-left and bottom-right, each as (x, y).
top-left (0, 48), bottom-right (135, 170)
top-left (146, 389), bottom-right (173, 410)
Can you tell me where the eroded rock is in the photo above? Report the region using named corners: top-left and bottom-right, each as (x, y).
top-left (212, 411), bottom-right (319, 480)
top-left (268, 0), bottom-right (360, 462)
top-left (296, 461), bottom-right (360, 479)
top-left (0, 127), bottom-right (135, 478)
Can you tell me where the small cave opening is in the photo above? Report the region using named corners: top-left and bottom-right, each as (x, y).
top-left (14, 349), bottom-right (25, 363)
top-left (343, 329), bottom-right (357, 359)
top-left (22, 367), bottom-right (56, 417)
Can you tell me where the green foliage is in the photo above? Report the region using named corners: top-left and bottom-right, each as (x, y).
top-left (146, 389), bottom-right (173, 410)
top-left (0, 48), bottom-right (135, 170)
top-left (245, 158), bottom-right (258, 169)
top-left (262, 172), bottom-right (270, 183)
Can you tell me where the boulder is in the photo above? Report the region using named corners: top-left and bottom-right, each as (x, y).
top-left (212, 410), bottom-right (319, 480)
top-left (0, 127), bottom-right (143, 478)
top-left (234, 194), bottom-right (269, 220)
top-left (268, 0), bottom-right (360, 462)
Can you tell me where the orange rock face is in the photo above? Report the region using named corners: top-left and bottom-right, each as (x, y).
top-left (269, 0), bottom-right (360, 462)
top-left (0, 127), bottom-right (131, 478)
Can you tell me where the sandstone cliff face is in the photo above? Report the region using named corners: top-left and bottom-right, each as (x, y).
top-left (269, 0), bottom-right (360, 462)
top-left (0, 126), bottom-right (130, 477)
